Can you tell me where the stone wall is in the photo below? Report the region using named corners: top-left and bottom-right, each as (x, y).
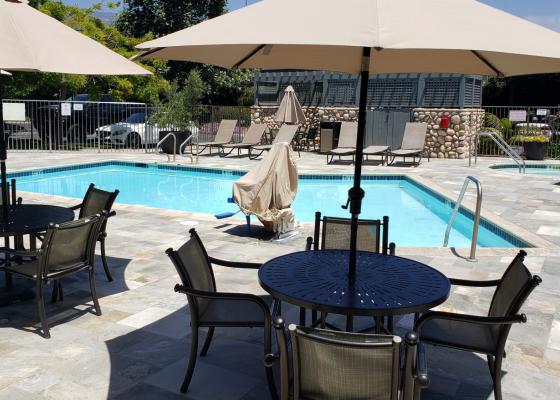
top-left (413, 108), bottom-right (484, 159)
top-left (251, 105), bottom-right (484, 159)
top-left (251, 106), bottom-right (358, 131)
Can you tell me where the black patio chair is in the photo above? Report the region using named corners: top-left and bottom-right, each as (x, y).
top-left (1, 179), bottom-right (23, 287)
top-left (2, 213), bottom-right (106, 338)
top-left (267, 318), bottom-right (429, 400)
top-left (70, 183), bottom-right (119, 282)
top-left (303, 212), bottom-right (395, 330)
top-left (414, 250), bottom-right (542, 400)
top-left (166, 228), bottom-right (278, 399)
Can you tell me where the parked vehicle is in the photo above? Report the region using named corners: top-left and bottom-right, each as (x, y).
top-left (95, 113), bottom-right (198, 148)
top-left (3, 119), bottom-right (41, 142)
top-left (36, 94), bottom-right (144, 144)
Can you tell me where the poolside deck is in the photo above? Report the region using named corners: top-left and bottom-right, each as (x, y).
top-left (0, 150), bottom-right (559, 399)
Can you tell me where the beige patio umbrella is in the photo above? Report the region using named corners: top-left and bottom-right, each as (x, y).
top-left (275, 85), bottom-right (306, 125)
top-left (136, 0), bottom-right (560, 274)
top-left (0, 0), bottom-right (150, 217)
top-left (0, 71), bottom-right (12, 76)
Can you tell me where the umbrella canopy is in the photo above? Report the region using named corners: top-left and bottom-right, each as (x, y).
top-left (0, 0), bottom-right (150, 75)
top-left (275, 85), bottom-right (306, 125)
top-left (136, 0), bottom-right (560, 77)
top-left (136, 0), bottom-right (560, 275)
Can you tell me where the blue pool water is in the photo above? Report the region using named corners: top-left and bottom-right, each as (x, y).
top-left (12, 162), bottom-right (525, 248)
top-left (491, 164), bottom-right (560, 177)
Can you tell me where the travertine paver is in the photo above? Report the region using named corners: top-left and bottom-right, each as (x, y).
top-left (0, 150), bottom-right (558, 399)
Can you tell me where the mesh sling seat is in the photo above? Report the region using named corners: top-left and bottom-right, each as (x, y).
top-left (2, 213), bottom-right (106, 338)
top-left (166, 228), bottom-right (278, 399)
top-left (388, 122), bottom-right (428, 166)
top-left (327, 121), bottom-right (357, 164)
top-left (303, 212), bottom-right (395, 330)
top-left (219, 123), bottom-right (267, 157)
top-left (191, 119), bottom-right (237, 156)
top-left (363, 144), bottom-right (390, 165)
top-left (268, 318), bottom-right (429, 400)
top-left (249, 124), bottom-right (300, 159)
top-left (414, 250), bottom-right (542, 400)
top-left (69, 183), bottom-right (119, 282)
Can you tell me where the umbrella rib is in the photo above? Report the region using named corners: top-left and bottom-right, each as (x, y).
top-left (130, 48), bottom-right (164, 61)
top-left (471, 50), bottom-right (504, 78)
top-left (233, 44), bottom-right (266, 69)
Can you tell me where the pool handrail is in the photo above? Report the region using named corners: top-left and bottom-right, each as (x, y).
top-left (156, 132), bottom-right (177, 162)
top-left (179, 131), bottom-right (199, 164)
top-left (443, 176), bottom-right (482, 262)
top-left (469, 131), bottom-right (526, 174)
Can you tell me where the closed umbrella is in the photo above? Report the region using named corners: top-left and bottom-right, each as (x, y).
top-left (136, 0), bottom-right (560, 275)
top-left (275, 85), bottom-right (306, 125)
top-left (0, 0), bottom-right (150, 217)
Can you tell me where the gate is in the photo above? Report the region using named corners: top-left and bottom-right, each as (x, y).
top-left (365, 109), bottom-right (412, 148)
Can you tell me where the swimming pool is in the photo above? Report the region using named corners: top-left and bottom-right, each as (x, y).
top-left (11, 161), bottom-right (529, 248)
top-left (491, 163), bottom-right (560, 177)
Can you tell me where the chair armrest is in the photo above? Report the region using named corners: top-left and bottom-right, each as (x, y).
top-left (174, 284), bottom-right (271, 315)
top-left (415, 311), bottom-right (527, 332)
top-left (207, 256), bottom-right (262, 269)
top-left (107, 210), bottom-right (117, 218)
top-left (305, 236), bottom-right (313, 251)
top-left (449, 278), bottom-right (501, 287)
top-left (389, 242), bottom-right (396, 256)
top-left (16, 197), bottom-right (22, 205)
top-left (70, 203), bottom-right (83, 211)
top-left (403, 332), bottom-right (429, 399)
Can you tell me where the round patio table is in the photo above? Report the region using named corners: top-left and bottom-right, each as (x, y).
top-left (0, 204), bottom-right (75, 306)
top-left (0, 204), bottom-right (75, 237)
top-left (259, 250), bottom-right (450, 331)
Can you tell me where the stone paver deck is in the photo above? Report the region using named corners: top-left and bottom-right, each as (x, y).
top-left (0, 150), bottom-right (559, 399)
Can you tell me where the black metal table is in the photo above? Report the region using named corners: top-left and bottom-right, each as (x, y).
top-left (259, 250), bottom-right (450, 331)
top-left (0, 204), bottom-right (75, 305)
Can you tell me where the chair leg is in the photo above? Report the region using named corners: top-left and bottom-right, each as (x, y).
top-left (88, 267), bottom-right (102, 316)
top-left (491, 354), bottom-right (503, 400)
top-left (200, 327), bottom-right (214, 357)
top-left (100, 236), bottom-right (113, 282)
top-left (36, 281), bottom-right (50, 339)
top-left (299, 307), bottom-right (306, 326)
top-left (264, 324), bottom-right (279, 400)
top-left (181, 326), bottom-right (199, 393)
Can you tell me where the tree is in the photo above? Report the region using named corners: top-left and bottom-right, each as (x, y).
top-left (483, 74), bottom-right (560, 106)
top-left (3, 1), bottom-right (170, 103)
top-left (116, 0), bottom-right (255, 105)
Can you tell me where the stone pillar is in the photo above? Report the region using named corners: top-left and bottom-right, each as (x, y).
top-left (250, 106), bottom-right (359, 130)
top-left (413, 108), bottom-right (484, 159)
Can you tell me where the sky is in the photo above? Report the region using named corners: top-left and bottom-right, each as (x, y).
top-left (63, 0), bottom-right (560, 32)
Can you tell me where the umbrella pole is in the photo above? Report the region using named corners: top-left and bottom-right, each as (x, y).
top-left (348, 47), bottom-right (371, 277)
top-left (0, 79), bottom-right (8, 220)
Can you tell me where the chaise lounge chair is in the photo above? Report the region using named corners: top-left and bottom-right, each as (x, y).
top-left (363, 143), bottom-right (390, 165)
top-left (327, 121), bottom-right (357, 164)
top-left (249, 124), bottom-right (299, 159)
top-left (218, 123), bottom-right (267, 157)
top-left (388, 122), bottom-right (428, 166)
top-left (191, 119), bottom-right (237, 156)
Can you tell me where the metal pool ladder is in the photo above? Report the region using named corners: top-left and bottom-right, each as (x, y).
top-left (156, 132), bottom-right (177, 162)
top-left (469, 131), bottom-right (526, 174)
top-left (443, 176), bottom-right (482, 262)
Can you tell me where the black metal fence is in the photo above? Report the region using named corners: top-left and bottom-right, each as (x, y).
top-left (1, 99), bottom-right (252, 153)
top-left (480, 105), bottom-right (560, 159)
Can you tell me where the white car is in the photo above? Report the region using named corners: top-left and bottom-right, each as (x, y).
top-left (4, 119), bottom-right (41, 141)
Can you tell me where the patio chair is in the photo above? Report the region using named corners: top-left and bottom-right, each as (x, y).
top-left (218, 123), bottom-right (267, 157)
top-left (303, 212), bottom-right (395, 330)
top-left (70, 183), bottom-right (119, 282)
top-left (249, 124), bottom-right (299, 159)
top-left (295, 127), bottom-right (319, 152)
top-left (388, 122), bottom-right (428, 166)
top-left (2, 213), bottom-right (106, 338)
top-left (166, 228), bottom-right (278, 399)
top-left (191, 119), bottom-right (237, 156)
top-left (414, 250), bottom-right (542, 400)
top-left (327, 121), bottom-right (357, 164)
top-left (267, 318), bottom-right (429, 400)
top-left (1, 179), bottom-right (23, 287)
top-left (363, 144), bottom-right (390, 165)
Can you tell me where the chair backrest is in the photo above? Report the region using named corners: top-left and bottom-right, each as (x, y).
top-left (214, 119), bottom-right (237, 143)
top-left (166, 229), bottom-right (217, 318)
top-left (337, 121), bottom-right (358, 148)
top-left (79, 183), bottom-right (119, 232)
top-left (0, 179), bottom-right (18, 206)
top-left (242, 123), bottom-right (267, 144)
top-left (282, 324), bottom-right (401, 400)
top-left (312, 212), bottom-right (389, 254)
top-left (488, 250), bottom-right (542, 319)
top-left (39, 213), bottom-right (105, 279)
top-left (400, 122), bottom-right (428, 150)
top-left (273, 124), bottom-right (299, 144)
